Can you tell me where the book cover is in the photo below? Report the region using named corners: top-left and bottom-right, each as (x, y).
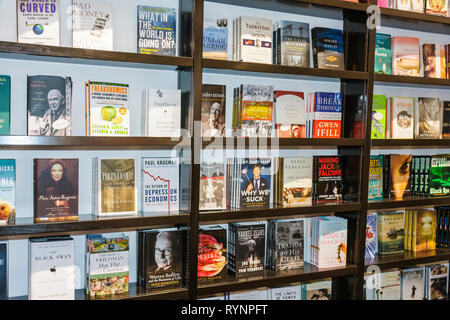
top-left (313, 156), bottom-right (343, 203)
top-left (199, 162), bottom-right (226, 210)
top-left (365, 212), bottom-right (378, 261)
top-left (411, 0), bottom-right (425, 11)
top-left (375, 33), bottom-right (392, 75)
top-left (423, 44), bottom-right (438, 78)
top-left (94, 158), bottom-right (137, 216)
top-left (442, 101), bottom-right (450, 138)
top-left (429, 155), bottom-right (450, 197)
top-left (0, 76), bottom-right (11, 135)
top-left (269, 219), bottom-right (304, 271)
top-left (311, 28), bottom-right (344, 70)
top-left (137, 6), bottom-right (176, 56)
top-left (371, 95), bottom-right (387, 139)
top-left (274, 91), bottom-right (306, 138)
top-left (27, 75), bottom-right (72, 136)
top-left (401, 268), bottom-right (424, 300)
top-left (29, 237), bottom-right (75, 300)
top-left (198, 227), bottom-right (227, 283)
top-left (396, 0), bottom-right (412, 10)
top-left (311, 92), bottom-right (342, 139)
top-left (72, 0), bottom-right (113, 51)
top-left (281, 157), bottom-right (312, 206)
top-left (230, 222), bottom-right (266, 275)
top-left (239, 158), bottom-right (271, 209)
top-left (0, 160), bottom-right (15, 225)
top-left (34, 159), bottom-right (78, 222)
top-left (86, 233), bottom-right (129, 296)
top-left (239, 16), bottom-right (272, 64)
top-left (304, 280), bottom-right (332, 300)
top-left (241, 85), bottom-right (273, 137)
top-left (143, 89), bottom-right (181, 137)
top-left (203, 18), bottom-right (228, 60)
top-left (411, 209), bottom-right (436, 252)
top-left (316, 216), bottom-right (347, 268)
top-left (440, 45), bottom-right (447, 79)
top-left (389, 154), bottom-right (412, 199)
top-left (417, 97), bottom-right (441, 139)
top-left (378, 270), bottom-right (401, 300)
top-left (86, 81), bottom-right (129, 136)
top-left (277, 21), bottom-right (310, 67)
top-left (17, 0), bottom-right (60, 45)
top-left (425, 0), bottom-right (448, 15)
top-left (426, 263), bottom-right (448, 300)
top-left (0, 242), bottom-right (7, 299)
top-left (391, 37), bottom-right (420, 77)
top-left (141, 157), bottom-right (179, 214)
top-left (270, 285), bottom-right (302, 300)
top-left (369, 155), bottom-right (383, 201)
top-left (201, 84), bottom-right (226, 137)
top-left (138, 229), bottom-right (185, 290)
top-left (378, 211), bottom-right (405, 255)
top-left (390, 97), bottom-right (414, 139)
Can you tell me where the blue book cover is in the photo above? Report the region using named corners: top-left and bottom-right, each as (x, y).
top-left (0, 159), bottom-right (15, 224)
top-left (365, 213), bottom-right (378, 261)
top-left (137, 6), bottom-right (176, 56)
top-left (239, 158), bottom-right (271, 209)
top-left (311, 27), bottom-right (344, 70)
top-left (0, 242), bottom-right (6, 299)
top-left (277, 21), bottom-right (310, 67)
top-left (311, 92), bottom-right (342, 138)
top-left (0, 76), bottom-right (10, 135)
top-left (203, 17), bottom-right (228, 60)
top-left (369, 155), bottom-right (383, 201)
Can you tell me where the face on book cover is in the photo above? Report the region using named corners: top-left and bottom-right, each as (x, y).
top-left (154, 232), bottom-right (176, 271)
top-left (391, 155), bottom-right (412, 199)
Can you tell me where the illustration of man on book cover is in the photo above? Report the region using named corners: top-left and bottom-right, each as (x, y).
top-left (240, 158), bottom-right (271, 208)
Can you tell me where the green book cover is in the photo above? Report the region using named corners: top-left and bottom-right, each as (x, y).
top-left (371, 95), bottom-right (386, 139)
top-left (369, 155), bottom-right (383, 201)
top-left (429, 155), bottom-right (450, 197)
top-left (375, 33), bottom-right (392, 75)
top-left (378, 211), bottom-right (405, 255)
top-left (0, 76), bottom-right (10, 135)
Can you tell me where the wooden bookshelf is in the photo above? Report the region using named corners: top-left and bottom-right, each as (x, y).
top-left (368, 197), bottom-right (450, 210)
top-left (374, 74), bottom-right (450, 86)
top-left (379, 7), bottom-right (450, 25)
top-left (366, 249), bottom-right (450, 270)
top-left (202, 137), bottom-right (365, 148)
top-left (372, 139), bottom-right (450, 148)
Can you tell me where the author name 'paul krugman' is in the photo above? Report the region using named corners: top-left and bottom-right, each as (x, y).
top-left (180, 304), bottom-right (268, 317)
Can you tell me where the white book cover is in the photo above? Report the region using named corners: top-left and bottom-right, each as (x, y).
top-left (270, 285), bottom-right (302, 300)
top-left (239, 16), bottom-right (272, 64)
top-left (141, 157), bottom-right (180, 214)
top-left (86, 81), bottom-right (130, 136)
top-left (401, 267), bottom-right (424, 300)
top-left (144, 89), bottom-right (181, 137)
top-left (390, 97), bottom-right (414, 139)
top-left (228, 289), bottom-right (268, 300)
top-left (275, 91), bottom-right (306, 138)
top-left (29, 238), bottom-right (75, 300)
top-left (317, 217), bottom-right (347, 268)
top-left (411, 0), bottom-right (424, 12)
top-left (396, 0), bottom-right (412, 10)
top-left (17, 0), bottom-right (60, 45)
top-left (72, 0), bottom-right (113, 51)
top-left (378, 271), bottom-right (401, 300)
top-left (282, 157), bottom-right (312, 206)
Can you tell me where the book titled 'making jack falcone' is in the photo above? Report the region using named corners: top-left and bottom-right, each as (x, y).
top-left (228, 222), bottom-right (266, 275)
top-left (138, 228), bottom-right (187, 290)
top-left (313, 156), bottom-right (343, 203)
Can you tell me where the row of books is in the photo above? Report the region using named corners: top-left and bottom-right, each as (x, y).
top-left (200, 281), bottom-right (333, 300)
top-left (364, 263), bottom-right (449, 300)
top-left (371, 95), bottom-right (450, 140)
top-left (375, 34), bottom-right (450, 78)
top-left (17, 0), bottom-right (177, 55)
top-left (368, 154), bottom-right (450, 201)
top-left (377, 0), bottom-right (448, 16)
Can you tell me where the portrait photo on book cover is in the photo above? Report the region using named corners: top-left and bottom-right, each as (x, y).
top-left (199, 162), bottom-right (225, 210)
top-left (202, 102), bottom-right (225, 137)
top-left (148, 231), bottom-right (182, 275)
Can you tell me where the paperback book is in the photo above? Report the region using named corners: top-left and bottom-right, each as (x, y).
top-left (269, 285), bottom-right (302, 300)
top-left (313, 156), bottom-right (343, 203)
top-left (425, 0), bottom-right (448, 15)
top-left (423, 44), bottom-right (440, 78)
top-left (371, 95), bottom-right (387, 139)
top-left (401, 267), bottom-right (424, 300)
top-left (429, 155), bottom-right (450, 197)
top-left (308, 92), bottom-right (342, 139)
top-left (391, 37), bottom-right (420, 77)
top-left (201, 84), bottom-right (226, 137)
top-left (377, 211), bottom-right (405, 255)
top-left (240, 85), bottom-right (273, 137)
top-left (303, 280), bottom-right (332, 300)
top-left (199, 162), bottom-right (226, 210)
top-left (390, 97), bottom-right (414, 139)
top-left (0, 159), bottom-right (15, 224)
top-left (274, 91), bottom-right (306, 138)
top-left (443, 101), bottom-right (450, 138)
top-left (365, 213), bottom-right (378, 261)
top-left (311, 28), bottom-right (344, 70)
top-left (416, 97), bottom-right (441, 139)
top-left (425, 263), bottom-right (449, 300)
top-left (275, 21), bottom-right (310, 67)
top-left (409, 209), bottom-right (436, 252)
top-left (198, 226), bottom-right (227, 284)
top-left (386, 154), bottom-right (412, 199)
top-left (0, 242), bottom-right (6, 299)
top-left (275, 157), bottom-right (312, 206)
top-left (375, 33), bottom-right (392, 74)
top-left (235, 16), bottom-right (272, 64)
top-left (369, 155), bottom-right (383, 201)
top-left (0, 75), bottom-right (10, 135)
top-left (203, 18), bottom-right (228, 60)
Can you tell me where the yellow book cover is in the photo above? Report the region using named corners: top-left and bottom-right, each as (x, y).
top-left (411, 211), bottom-right (417, 252)
top-left (404, 210), bottom-right (410, 251)
top-left (415, 210), bottom-right (436, 251)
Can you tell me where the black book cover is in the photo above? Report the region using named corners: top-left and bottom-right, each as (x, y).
top-left (139, 229), bottom-right (186, 290)
top-left (443, 101), bottom-right (450, 138)
top-left (0, 242), bottom-right (6, 299)
top-left (342, 155), bottom-right (360, 201)
top-left (231, 223), bottom-right (265, 275)
top-left (198, 227), bottom-right (227, 283)
top-left (270, 219), bottom-right (304, 271)
top-left (313, 156), bottom-right (343, 203)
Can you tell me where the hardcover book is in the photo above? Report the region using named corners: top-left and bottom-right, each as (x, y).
top-left (401, 267), bottom-right (424, 300)
top-left (86, 233), bottom-right (129, 296)
top-left (72, 0), bottom-right (113, 51)
top-left (228, 222), bottom-right (266, 275)
top-left (137, 229), bottom-right (186, 290)
top-left (238, 16), bottom-right (272, 64)
top-left (429, 155), bottom-right (450, 197)
top-left (369, 155), bottom-right (383, 201)
top-left (274, 91), bottom-right (306, 138)
top-left (425, 0), bottom-right (448, 15)
top-left (304, 280), bottom-right (332, 300)
top-left (390, 97), bottom-right (414, 139)
top-left (378, 211), bottom-right (405, 255)
top-left (311, 28), bottom-right (344, 70)
top-left (198, 226), bottom-right (227, 284)
top-left (388, 154), bottom-right (412, 199)
top-left (143, 89), bottom-right (181, 137)
top-left (280, 157), bottom-right (312, 206)
top-left (375, 33), bottom-right (392, 75)
top-left (0, 242), bottom-right (6, 299)
top-left (309, 92), bottom-right (343, 139)
top-left (416, 97), bottom-right (441, 139)
top-left (141, 157), bottom-right (179, 214)
top-left (378, 270), bottom-right (401, 300)
top-left (313, 217), bottom-right (347, 268)
top-left (313, 156), bottom-right (343, 203)
top-left (241, 85), bottom-right (273, 137)
top-left (269, 285), bottom-right (302, 300)
top-left (34, 159), bottom-right (78, 222)
top-left (411, 209), bottom-right (436, 252)
top-left (267, 219), bottom-right (304, 271)
top-left (371, 95), bottom-right (387, 139)
top-left (201, 84), bottom-right (226, 137)
top-left (0, 75), bottom-right (10, 135)
top-left (199, 162), bottom-right (226, 210)
top-left (17, 0), bottom-right (60, 45)
top-left (443, 101), bottom-right (450, 138)
top-left (137, 6), bottom-right (177, 56)
top-left (239, 158), bottom-right (271, 209)
top-left (425, 263), bottom-right (448, 300)
top-left (85, 81), bottom-right (129, 136)
top-left (423, 44), bottom-right (439, 78)
top-left (365, 213), bottom-right (378, 261)
top-left (0, 159), bottom-right (15, 224)
top-left (28, 75), bottom-right (72, 136)
top-left (203, 18), bottom-right (228, 60)
top-left (391, 37), bottom-right (420, 77)
top-left (93, 158), bottom-right (137, 217)
top-left (276, 21), bottom-right (310, 67)
top-left (29, 236), bottom-right (75, 300)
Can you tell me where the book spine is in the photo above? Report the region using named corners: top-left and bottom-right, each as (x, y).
top-left (311, 29), bottom-right (318, 69)
top-left (383, 155), bottom-right (390, 198)
top-left (424, 156), bottom-right (430, 197)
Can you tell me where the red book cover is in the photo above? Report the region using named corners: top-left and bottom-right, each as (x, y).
top-left (311, 92), bottom-right (342, 138)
